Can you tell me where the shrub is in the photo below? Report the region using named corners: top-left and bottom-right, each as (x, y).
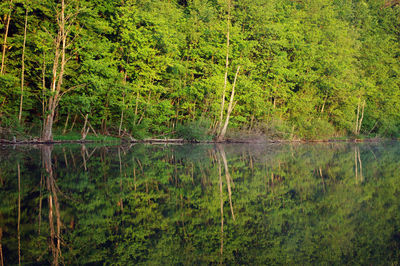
top-left (176, 120), bottom-right (212, 141)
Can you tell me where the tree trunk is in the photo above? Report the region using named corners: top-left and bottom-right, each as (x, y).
top-left (134, 91), bottom-right (139, 125)
top-left (41, 0), bottom-right (71, 141)
top-left (1, 0), bottom-right (13, 75)
top-left (18, 8), bottom-right (28, 123)
top-left (357, 100), bottom-right (365, 135)
top-left (81, 113), bottom-right (90, 140)
top-left (354, 98), bottom-right (365, 135)
top-left (42, 51), bottom-right (46, 129)
top-left (217, 66), bottom-right (240, 142)
top-left (62, 112), bottom-right (69, 134)
top-left (119, 71), bottom-right (127, 136)
top-left (43, 112), bottom-right (55, 141)
top-left (354, 97), bottom-right (360, 135)
top-left (217, 0), bottom-right (231, 133)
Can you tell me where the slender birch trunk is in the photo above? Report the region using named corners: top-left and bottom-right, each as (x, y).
top-left (19, 8), bottom-right (28, 123)
top-left (218, 66), bottom-right (240, 142)
top-left (355, 98), bottom-right (360, 135)
top-left (358, 100), bottom-right (365, 135)
top-left (218, 0), bottom-right (231, 133)
top-left (119, 71), bottom-right (127, 136)
top-left (354, 98), bottom-right (366, 135)
top-left (62, 112), bottom-right (69, 134)
top-left (216, 0), bottom-right (240, 141)
top-left (1, 0), bottom-right (13, 75)
top-left (80, 114), bottom-right (89, 140)
top-left (42, 50), bottom-right (46, 130)
top-left (134, 91), bottom-right (139, 125)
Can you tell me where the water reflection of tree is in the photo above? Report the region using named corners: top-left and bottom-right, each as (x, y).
top-left (42, 145), bottom-right (62, 265)
top-left (2, 143), bottom-right (400, 264)
top-left (214, 144), bottom-right (237, 260)
top-left (354, 146), bottom-right (363, 182)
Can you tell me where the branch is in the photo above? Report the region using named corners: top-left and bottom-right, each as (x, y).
top-left (42, 26), bottom-right (57, 44)
top-left (59, 83), bottom-right (86, 98)
top-left (65, 48), bottom-right (82, 64)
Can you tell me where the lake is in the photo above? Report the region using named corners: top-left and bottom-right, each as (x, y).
top-left (0, 142), bottom-right (399, 264)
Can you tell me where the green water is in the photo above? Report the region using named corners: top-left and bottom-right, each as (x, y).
top-left (0, 142), bottom-right (399, 265)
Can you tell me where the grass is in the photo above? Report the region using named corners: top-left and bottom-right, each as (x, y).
top-left (53, 131), bottom-right (120, 142)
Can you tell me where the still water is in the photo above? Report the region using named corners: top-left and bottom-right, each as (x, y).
top-left (0, 142), bottom-right (399, 265)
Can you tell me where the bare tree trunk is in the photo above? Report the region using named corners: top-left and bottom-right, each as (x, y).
top-left (119, 71), bottom-right (127, 136)
top-left (320, 94), bottom-right (327, 113)
top-left (62, 112), bottom-right (69, 134)
top-left (217, 66), bottom-right (240, 142)
top-left (69, 114), bottom-right (77, 132)
top-left (134, 91), bottom-right (139, 125)
top-left (354, 98), bottom-right (366, 135)
top-left (18, 8), bottom-right (28, 123)
top-left (42, 0), bottom-right (73, 141)
top-left (217, 0), bottom-right (231, 133)
top-left (87, 120), bottom-right (97, 136)
top-left (80, 114), bottom-right (89, 140)
top-left (355, 97), bottom-right (360, 135)
top-left (1, 0), bottom-right (13, 75)
top-left (43, 112), bottom-right (55, 141)
top-left (358, 100), bottom-right (365, 135)
top-left (42, 8), bottom-right (62, 141)
top-left (42, 51), bottom-right (46, 130)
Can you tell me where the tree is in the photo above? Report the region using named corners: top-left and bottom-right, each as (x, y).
top-left (216, 0), bottom-right (240, 142)
top-left (0, 0), bottom-right (13, 75)
top-left (18, 3), bottom-right (28, 123)
top-left (42, 0), bottom-right (80, 141)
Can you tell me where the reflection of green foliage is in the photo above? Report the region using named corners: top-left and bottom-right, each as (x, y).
top-left (1, 143), bottom-right (400, 264)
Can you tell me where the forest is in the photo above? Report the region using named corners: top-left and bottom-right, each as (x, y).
top-left (0, 0), bottom-right (400, 141)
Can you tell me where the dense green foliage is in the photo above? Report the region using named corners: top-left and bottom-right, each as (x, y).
top-left (0, 0), bottom-right (400, 139)
top-left (1, 142), bottom-right (400, 264)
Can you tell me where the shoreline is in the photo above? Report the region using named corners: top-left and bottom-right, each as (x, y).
top-left (0, 137), bottom-right (393, 145)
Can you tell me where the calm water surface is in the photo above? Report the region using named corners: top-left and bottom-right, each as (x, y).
top-left (0, 142), bottom-right (399, 264)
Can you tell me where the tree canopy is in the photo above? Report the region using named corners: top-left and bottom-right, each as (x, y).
top-left (0, 0), bottom-right (399, 140)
